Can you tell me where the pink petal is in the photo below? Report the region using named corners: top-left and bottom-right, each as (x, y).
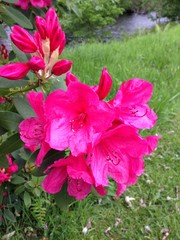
top-left (42, 166), bottom-right (67, 194)
top-left (68, 178), bottom-right (92, 200)
top-left (27, 56), bottom-right (45, 72)
top-left (96, 67), bottom-right (112, 100)
top-left (35, 141), bottom-right (51, 167)
top-left (0, 62), bottom-right (30, 80)
top-left (26, 91), bottom-right (45, 123)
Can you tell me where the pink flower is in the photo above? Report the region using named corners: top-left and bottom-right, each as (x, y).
top-left (0, 96), bottom-right (6, 104)
top-left (87, 124), bottom-right (159, 196)
top-left (45, 81), bottom-right (115, 156)
top-left (0, 44), bottom-right (8, 63)
top-left (1, 8), bottom-right (72, 81)
top-left (15, 0), bottom-right (52, 10)
top-left (109, 78), bottom-right (157, 129)
top-left (0, 62), bottom-right (30, 80)
top-left (19, 91), bottom-right (50, 166)
top-left (42, 155), bottom-right (94, 200)
top-left (0, 155), bottom-right (18, 186)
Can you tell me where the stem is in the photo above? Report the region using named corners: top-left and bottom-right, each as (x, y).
top-left (6, 81), bottom-right (39, 97)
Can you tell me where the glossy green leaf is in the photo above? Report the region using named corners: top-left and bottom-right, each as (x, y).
top-left (0, 24), bottom-right (8, 38)
top-left (23, 191), bottom-right (31, 208)
top-left (33, 149), bottom-right (66, 176)
top-left (0, 111), bottom-right (23, 131)
top-left (11, 176), bottom-right (26, 184)
top-left (0, 132), bottom-right (23, 156)
top-left (3, 209), bottom-right (16, 222)
top-left (11, 43), bottom-right (29, 63)
top-left (0, 185), bottom-right (4, 205)
top-left (3, 6), bottom-right (33, 29)
top-left (0, 154), bottom-right (8, 168)
top-left (13, 95), bottom-right (36, 119)
top-left (3, 0), bottom-right (18, 3)
top-left (15, 185), bottom-right (25, 195)
top-left (0, 77), bottom-right (28, 88)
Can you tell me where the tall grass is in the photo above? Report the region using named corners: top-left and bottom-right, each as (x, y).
top-left (1, 25), bottom-right (180, 240)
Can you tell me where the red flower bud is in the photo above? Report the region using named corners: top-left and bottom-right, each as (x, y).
top-left (10, 25), bottom-right (37, 53)
top-left (51, 59), bottom-right (73, 76)
top-left (27, 56), bottom-right (45, 72)
top-left (0, 62), bottom-right (30, 80)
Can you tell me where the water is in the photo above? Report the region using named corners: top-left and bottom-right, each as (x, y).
top-left (103, 12), bottom-right (169, 40)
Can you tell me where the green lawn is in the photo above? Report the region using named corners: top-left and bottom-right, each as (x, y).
top-left (1, 25), bottom-right (180, 240)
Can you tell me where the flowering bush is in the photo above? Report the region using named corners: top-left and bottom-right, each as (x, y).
top-left (0, 7), bottom-right (159, 224)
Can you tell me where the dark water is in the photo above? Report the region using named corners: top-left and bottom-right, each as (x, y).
top-left (105, 12), bottom-right (169, 39)
top-left (0, 12), bottom-right (169, 50)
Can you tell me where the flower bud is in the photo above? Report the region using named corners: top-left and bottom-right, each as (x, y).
top-left (0, 62), bottom-right (30, 80)
top-left (51, 59), bottom-right (73, 76)
top-left (10, 25), bottom-right (37, 53)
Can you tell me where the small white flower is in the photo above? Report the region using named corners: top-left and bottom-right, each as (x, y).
top-left (82, 227), bottom-right (88, 235)
top-left (144, 225), bottom-right (151, 232)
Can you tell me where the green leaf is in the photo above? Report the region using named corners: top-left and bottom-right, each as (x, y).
top-left (23, 191), bottom-right (31, 208)
top-left (15, 185), bottom-right (25, 195)
top-left (0, 88), bottom-right (10, 96)
top-left (50, 74), bottom-right (67, 92)
top-left (3, 209), bottom-right (16, 222)
top-left (33, 188), bottom-right (41, 197)
top-left (11, 43), bottom-right (29, 63)
top-left (0, 132), bottom-right (23, 156)
top-left (0, 154), bottom-right (9, 168)
top-left (0, 111), bottom-right (23, 131)
top-left (11, 176), bottom-right (26, 184)
top-left (3, 6), bottom-right (33, 29)
top-left (0, 185), bottom-right (4, 205)
top-left (0, 24), bottom-right (8, 38)
top-left (13, 95), bottom-right (36, 119)
top-left (0, 77), bottom-right (28, 88)
top-left (3, 0), bottom-right (18, 3)
top-left (33, 149), bottom-right (66, 176)
top-left (54, 182), bottom-right (74, 211)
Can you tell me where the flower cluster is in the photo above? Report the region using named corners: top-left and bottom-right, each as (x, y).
top-left (0, 8), bottom-right (159, 201)
top-left (0, 155), bottom-right (18, 186)
top-left (0, 44), bottom-right (9, 64)
top-left (19, 69), bottom-right (159, 200)
top-left (0, 8), bottom-right (72, 81)
top-left (15, 0), bottom-right (52, 10)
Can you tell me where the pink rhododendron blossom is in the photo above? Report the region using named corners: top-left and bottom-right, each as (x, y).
top-left (45, 81), bottom-right (115, 156)
top-left (42, 155), bottom-right (96, 200)
top-left (1, 8), bottom-right (71, 80)
top-left (15, 0), bottom-right (52, 10)
top-left (19, 91), bottom-right (50, 166)
top-left (109, 78), bottom-right (157, 129)
top-left (87, 124), bottom-right (159, 196)
top-left (0, 155), bottom-right (18, 186)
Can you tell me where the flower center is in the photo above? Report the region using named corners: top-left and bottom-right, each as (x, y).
top-left (70, 112), bottom-right (87, 133)
top-left (106, 150), bottom-right (120, 166)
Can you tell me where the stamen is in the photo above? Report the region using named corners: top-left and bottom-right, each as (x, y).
top-left (70, 112), bottom-right (87, 132)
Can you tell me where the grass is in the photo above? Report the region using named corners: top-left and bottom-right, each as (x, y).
top-left (1, 25), bottom-right (180, 239)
